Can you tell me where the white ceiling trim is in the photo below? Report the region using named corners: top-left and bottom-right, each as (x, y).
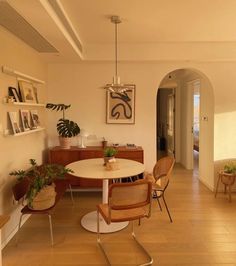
top-left (39, 0), bottom-right (83, 59)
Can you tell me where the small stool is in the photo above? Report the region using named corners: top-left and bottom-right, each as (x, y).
top-left (215, 170), bottom-right (236, 202)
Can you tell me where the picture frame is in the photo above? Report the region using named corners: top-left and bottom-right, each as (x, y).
top-left (8, 87), bottom-right (20, 102)
top-left (106, 85), bottom-right (135, 124)
top-left (20, 109), bottom-right (31, 131)
top-left (30, 110), bottom-right (40, 128)
top-left (8, 112), bottom-right (21, 134)
top-left (33, 86), bottom-right (39, 103)
top-left (18, 80), bottom-right (36, 103)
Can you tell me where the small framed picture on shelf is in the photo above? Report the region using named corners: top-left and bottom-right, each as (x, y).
top-left (18, 80), bottom-right (36, 103)
top-left (20, 109), bottom-right (31, 131)
top-left (8, 87), bottom-right (20, 102)
top-left (33, 86), bottom-right (39, 103)
top-left (8, 112), bottom-right (21, 134)
top-left (30, 110), bottom-right (40, 128)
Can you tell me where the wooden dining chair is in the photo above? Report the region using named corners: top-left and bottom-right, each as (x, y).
top-left (146, 156), bottom-right (175, 222)
top-left (97, 180), bottom-right (153, 265)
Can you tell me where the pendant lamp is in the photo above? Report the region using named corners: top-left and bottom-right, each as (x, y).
top-left (103, 16), bottom-right (133, 93)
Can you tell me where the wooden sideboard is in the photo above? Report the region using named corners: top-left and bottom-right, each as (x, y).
top-left (48, 146), bottom-right (144, 188)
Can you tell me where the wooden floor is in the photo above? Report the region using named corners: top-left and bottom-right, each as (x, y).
top-left (3, 164), bottom-right (236, 265)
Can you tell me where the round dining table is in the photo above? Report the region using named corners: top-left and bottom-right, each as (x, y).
top-left (67, 158), bottom-right (145, 233)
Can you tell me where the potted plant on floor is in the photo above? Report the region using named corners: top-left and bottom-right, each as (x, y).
top-left (221, 161), bottom-right (236, 185)
top-left (46, 103), bottom-right (80, 149)
top-left (10, 159), bottom-right (73, 210)
top-left (223, 161), bottom-right (236, 174)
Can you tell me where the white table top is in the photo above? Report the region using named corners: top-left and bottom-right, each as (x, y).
top-left (67, 158), bottom-right (145, 180)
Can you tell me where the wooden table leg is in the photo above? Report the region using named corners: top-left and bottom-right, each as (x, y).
top-left (228, 185), bottom-right (232, 202)
top-left (215, 175), bottom-right (221, 198)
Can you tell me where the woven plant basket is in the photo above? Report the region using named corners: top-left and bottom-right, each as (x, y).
top-left (221, 172), bottom-right (236, 186)
top-left (29, 184), bottom-right (57, 210)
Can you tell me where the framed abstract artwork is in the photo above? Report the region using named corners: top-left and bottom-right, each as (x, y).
top-left (106, 85), bottom-right (135, 124)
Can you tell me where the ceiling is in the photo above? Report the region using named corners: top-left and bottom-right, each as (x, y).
top-left (3, 0), bottom-right (236, 62)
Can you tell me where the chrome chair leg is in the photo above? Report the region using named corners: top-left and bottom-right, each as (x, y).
top-left (98, 220), bottom-right (153, 266)
top-left (16, 213), bottom-right (23, 245)
top-left (68, 184), bottom-right (74, 204)
top-left (131, 221), bottom-right (153, 266)
top-left (215, 175), bottom-right (221, 198)
top-left (97, 211), bottom-right (111, 265)
top-left (162, 194), bottom-right (173, 223)
top-left (128, 176), bottom-right (133, 182)
top-left (48, 214), bottom-right (54, 246)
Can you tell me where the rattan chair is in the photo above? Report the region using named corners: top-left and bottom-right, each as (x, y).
top-left (146, 156), bottom-right (175, 223)
top-left (97, 180), bottom-right (153, 266)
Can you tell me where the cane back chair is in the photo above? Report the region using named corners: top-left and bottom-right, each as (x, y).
top-left (147, 156), bottom-right (175, 222)
top-left (97, 180), bottom-right (153, 265)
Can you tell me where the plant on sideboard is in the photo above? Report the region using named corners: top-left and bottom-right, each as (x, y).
top-left (104, 147), bottom-right (117, 157)
top-left (10, 159), bottom-right (73, 209)
top-left (46, 103), bottom-right (80, 149)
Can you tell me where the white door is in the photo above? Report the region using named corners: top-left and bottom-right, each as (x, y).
top-left (186, 80), bottom-right (200, 169)
top-left (167, 92), bottom-right (175, 156)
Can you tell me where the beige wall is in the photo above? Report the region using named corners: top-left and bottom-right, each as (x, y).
top-left (47, 61), bottom-right (236, 193)
top-left (0, 28), bottom-right (47, 245)
top-left (47, 63), bottom-right (160, 171)
top-left (46, 64), bottom-right (216, 173)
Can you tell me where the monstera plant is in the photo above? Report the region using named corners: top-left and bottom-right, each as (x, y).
top-left (46, 103), bottom-right (80, 149)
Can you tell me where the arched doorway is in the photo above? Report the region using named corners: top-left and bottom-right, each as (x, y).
top-left (157, 68), bottom-right (215, 190)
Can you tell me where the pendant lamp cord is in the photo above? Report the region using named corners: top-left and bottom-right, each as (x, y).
top-left (115, 21), bottom-right (118, 77)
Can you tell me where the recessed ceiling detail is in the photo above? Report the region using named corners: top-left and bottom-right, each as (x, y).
top-left (0, 1), bottom-right (58, 53)
top-left (48, 0), bottom-right (82, 53)
top-left (40, 0), bottom-right (83, 58)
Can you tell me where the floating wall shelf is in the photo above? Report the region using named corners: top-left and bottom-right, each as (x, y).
top-left (5, 102), bottom-right (45, 107)
top-left (4, 127), bottom-right (45, 137)
top-left (2, 66), bottom-right (45, 84)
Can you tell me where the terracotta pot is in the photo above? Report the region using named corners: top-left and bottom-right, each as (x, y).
top-left (59, 136), bottom-right (71, 149)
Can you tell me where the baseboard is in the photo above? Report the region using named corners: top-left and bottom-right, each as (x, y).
top-left (1, 214), bottom-right (30, 249)
top-left (198, 177), bottom-right (214, 192)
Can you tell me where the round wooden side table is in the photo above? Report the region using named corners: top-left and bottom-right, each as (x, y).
top-left (215, 170), bottom-right (236, 202)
